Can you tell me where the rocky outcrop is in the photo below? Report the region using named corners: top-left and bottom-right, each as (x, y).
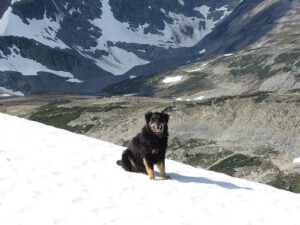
top-left (0, 0), bottom-right (10, 18)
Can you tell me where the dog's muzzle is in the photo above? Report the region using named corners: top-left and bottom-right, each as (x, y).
top-left (150, 123), bottom-right (164, 134)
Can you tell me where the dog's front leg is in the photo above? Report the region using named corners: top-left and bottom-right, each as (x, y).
top-left (143, 158), bottom-right (155, 180)
top-left (157, 161), bottom-right (171, 179)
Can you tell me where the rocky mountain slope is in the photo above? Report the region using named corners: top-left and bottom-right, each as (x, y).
top-left (0, 0), bottom-right (241, 95)
top-left (1, 93), bottom-right (299, 193)
top-left (103, 0), bottom-right (300, 99)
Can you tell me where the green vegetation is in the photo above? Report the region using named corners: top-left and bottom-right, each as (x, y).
top-left (185, 92), bottom-right (270, 107)
top-left (229, 54), bottom-right (278, 79)
top-left (169, 137), bottom-right (217, 149)
top-left (274, 50), bottom-right (300, 66)
top-left (168, 138), bottom-right (233, 168)
top-left (29, 100), bottom-right (91, 133)
top-left (101, 75), bottom-right (159, 96)
top-left (209, 154), bottom-right (263, 176)
top-left (268, 172), bottom-right (300, 193)
top-left (253, 147), bottom-right (279, 158)
top-left (29, 100), bottom-right (127, 133)
top-left (164, 72), bottom-right (208, 97)
top-left (228, 50), bottom-right (300, 80)
top-left (184, 151), bottom-right (233, 168)
top-left (102, 70), bottom-right (209, 98)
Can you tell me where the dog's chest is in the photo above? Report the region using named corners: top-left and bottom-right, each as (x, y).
top-left (151, 149), bottom-right (160, 154)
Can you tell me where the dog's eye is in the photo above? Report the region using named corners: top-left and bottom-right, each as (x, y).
top-left (152, 115), bottom-right (158, 120)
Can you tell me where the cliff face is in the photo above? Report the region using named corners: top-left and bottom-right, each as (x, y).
top-left (0, 0), bottom-right (10, 18)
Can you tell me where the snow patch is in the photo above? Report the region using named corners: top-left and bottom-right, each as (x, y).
top-left (0, 87), bottom-right (24, 96)
top-left (11, 0), bottom-right (22, 3)
top-left (66, 78), bottom-right (84, 83)
top-left (0, 46), bottom-right (75, 79)
top-left (63, 2), bottom-right (69, 10)
top-left (69, 7), bottom-right (82, 15)
top-left (160, 8), bottom-right (166, 14)
top-left (123, 93), bottom-right (136, 97)
top-left (177, 0), bottom-right (185, 6)
top-left (0, 7), bottom-right (68, 49)
top-left (199, 49), bottom-right (206, 54)
top-left (195, 96), bottom-right (205, 100)
top-left (194, 5), bottom-right (211, 18)
top-left (164, 11), bottom-right (214, 47)
top-left (224, 53), bottom-right (234, 57)
top-left (293, 157), bottom-right (300, 164)
top-left (216, 5), bottom-right (232, 18)
top-left (185, 63), bottom-right (208, 72)
top-left (216, 6), bottom-right (229, 11)
top-left (90, 0), bottom-right (226, 49)
top-left (162, 75), bottom-right (183, 84)
top-left (89, 0), bottom-right (169, 48)
top-left (94, 46), bottom-right (149, 76)
top-left (82, 0), bottom-right (235, 75)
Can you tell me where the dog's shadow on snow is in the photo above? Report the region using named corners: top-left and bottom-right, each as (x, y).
top-left (160, 172), bottom-right (253, 190)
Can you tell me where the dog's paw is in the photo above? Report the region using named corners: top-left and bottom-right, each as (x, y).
top-left (149, 172), bottom-right (156, 180)
top-left (163, 175), bottom-right (171, 180)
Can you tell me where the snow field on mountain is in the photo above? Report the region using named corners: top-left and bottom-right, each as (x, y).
top-left (0, 7), bottom-right (68, 49)
top-left (0, 87), bottom-right (24, 96)
top-left (0, 0), bottom-right (236, 78)
top-left (0, 113), bottom-right (299, 225)
top-left (0, 46), bottom-right (80, 82)
top-left (90, 0), bottom-right (218, 49)
top-left (87, 0), bottom-right (229, 75)
top-left (92, 46), bottom-right (150, 76)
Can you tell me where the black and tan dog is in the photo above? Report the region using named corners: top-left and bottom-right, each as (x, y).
top-left (116, 111), bottom-right (170, 180)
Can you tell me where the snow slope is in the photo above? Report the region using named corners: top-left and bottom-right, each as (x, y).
top-left (90, 0), bottom-right (222, 49)
top-left (0, 7), bottom-right (68, 49)
top-left (0, 46), bottom-right (79, 82)
top-left (0, 113), bottom-right (299, 225)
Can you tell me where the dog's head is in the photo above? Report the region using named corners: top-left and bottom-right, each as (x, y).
top-left (145, 111), bottom-right (169, 136)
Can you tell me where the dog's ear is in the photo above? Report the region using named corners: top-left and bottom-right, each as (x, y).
top-left (161, 112), bottom-right (169, 124)
top-left (145, 112), bottom-right (153, 123)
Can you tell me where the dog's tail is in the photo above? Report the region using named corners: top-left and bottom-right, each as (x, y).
top-left (117, 149), bottom-right (137, 172)
top-left (116, 160), bottom-right (122, 166)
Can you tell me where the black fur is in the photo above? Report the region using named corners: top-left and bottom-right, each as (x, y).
top-left (116, 111), bottom-right (169, 178)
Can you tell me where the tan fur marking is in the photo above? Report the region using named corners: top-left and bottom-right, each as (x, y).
top-left (143, 158), bottom-right (155, 180)
top-left (157, 162), bottom-right (170, 179)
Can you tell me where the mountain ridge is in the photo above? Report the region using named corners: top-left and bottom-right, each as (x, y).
top-left (102, 0), bottom-right (300, 99)
top-left (2, 0), bottom-right (283, 95)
